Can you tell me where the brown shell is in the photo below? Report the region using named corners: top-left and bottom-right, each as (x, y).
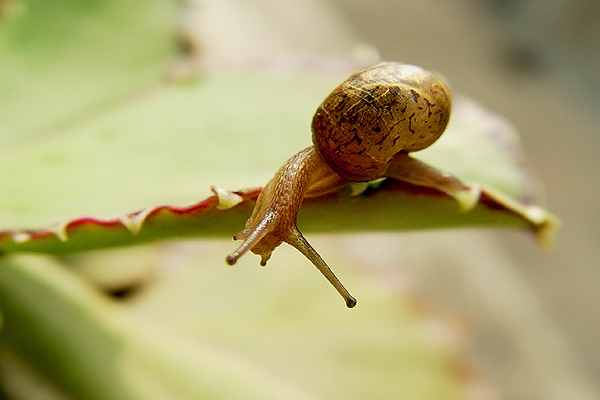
top-left (311, 62), bottom-right (452, 181)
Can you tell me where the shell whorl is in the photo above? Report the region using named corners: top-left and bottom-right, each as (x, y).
top-left (311, 62), bottom-right (452, 181)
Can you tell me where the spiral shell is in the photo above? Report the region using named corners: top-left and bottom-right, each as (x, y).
top-left (311, 62), bottom-right (452, 181)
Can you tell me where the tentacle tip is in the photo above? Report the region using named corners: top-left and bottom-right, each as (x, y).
top-left (226, 254), bottom-right (237, 266)
top-left (346, 296), bottom-right (357, 308)
top-left (455, 185), bottom-right (481, 213)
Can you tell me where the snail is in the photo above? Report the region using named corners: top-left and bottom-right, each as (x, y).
top-left (226, 62), bottom-right (479, 308)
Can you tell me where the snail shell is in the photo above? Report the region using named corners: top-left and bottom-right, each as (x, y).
top-left (311, 62), bottom-right (452, 181)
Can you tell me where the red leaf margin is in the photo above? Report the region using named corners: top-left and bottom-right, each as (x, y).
top-left (0, 181), bottom-right (558, 255)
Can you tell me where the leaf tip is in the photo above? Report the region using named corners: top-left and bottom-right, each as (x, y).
top-left (530, 208), bottom-right (561, 250)
top-left (212, 185), bottom-right (244, 210)
top-left (49, 221), bottom-right (70, 242)
top-left (455, 184), bottom-right (482, 212)
top-left (121, 207), bottom-right (155, 236)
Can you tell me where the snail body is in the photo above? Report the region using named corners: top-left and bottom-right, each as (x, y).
top-left (227, 62), bottom-right (477, 308)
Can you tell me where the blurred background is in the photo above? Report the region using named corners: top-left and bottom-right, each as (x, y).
top-left (2, 0), bottom-right (599, 399)
top-left (322, 0), bottom-right (600, 398)
top-left (323, 0), bottom-right (600, 398)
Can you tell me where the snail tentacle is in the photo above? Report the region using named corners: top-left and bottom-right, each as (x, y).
top-left (285, 227), bottom-right (356, 308)
top-left (228, 62), bottom-right (458, 307)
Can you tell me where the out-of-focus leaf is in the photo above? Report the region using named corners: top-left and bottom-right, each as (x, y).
top-left (0, 0), bottom-right (177, 149)
top-left (0, 65), bottom-right (341, 231)
top-left (0, 255), bottom-right (323, 399)
top-left (0, 250), bottom-right (471, 400)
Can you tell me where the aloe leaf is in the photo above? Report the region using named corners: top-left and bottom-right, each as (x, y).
top-left (0, 0), bottom-right (557, 257)
top-left (0, 254), bottom-right (327, 399)
top-left (0, 66), bottom-right (558, 254)
top-left (0, 0), bottom-right (177, 149)
top-left (0, 250), bottom-right (473, 399)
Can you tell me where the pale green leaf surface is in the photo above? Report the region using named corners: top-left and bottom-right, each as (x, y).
top-left (0, 70), bottom-right (334, 230)
top-left (0, 0), bottom-right (539, 240)
top-left (0, 0), bottom-right (177, 149)
top-left (0, 249), bottom-right (467, 400)
top-left (0, 65), bottom-right (550, 254)
top-left (0, 254), bottom-right (321, 399)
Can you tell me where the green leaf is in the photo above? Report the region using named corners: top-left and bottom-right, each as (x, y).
top-left (0, 0), bottom-right (176, 147)
top-left (0, 63), bottom-right (558, 254)
top-left (0, 251), bottom-right (469, 399)
top-left (0, 1), bottom-right (558, 256)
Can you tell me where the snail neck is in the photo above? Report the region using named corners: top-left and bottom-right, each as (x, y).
top-left (230, 146), bottom-right (327, 257)
top-left (227, 145), bottom-right (356, 308)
